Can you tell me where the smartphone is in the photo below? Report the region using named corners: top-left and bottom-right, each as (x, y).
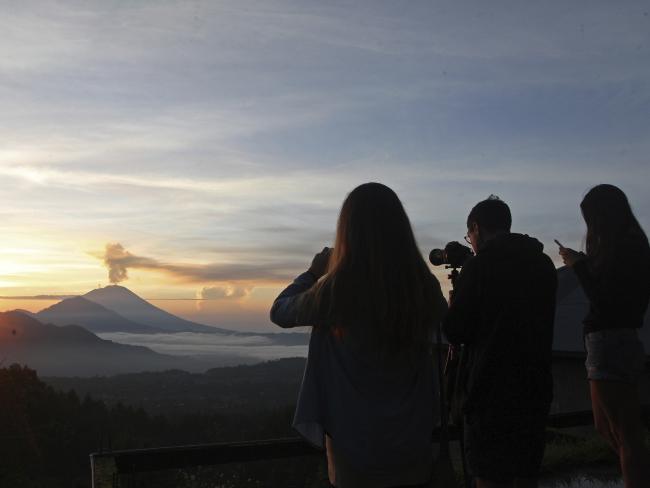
top-left (554, 239), bottom-right (564, 249)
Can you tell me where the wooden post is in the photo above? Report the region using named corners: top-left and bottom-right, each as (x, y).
top-left (91, 454), bottom-right (118, 488)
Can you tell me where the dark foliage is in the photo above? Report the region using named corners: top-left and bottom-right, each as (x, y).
top-left (43, 357), bottom-right (307, 416)
top-left (0, 362), bottom-right (327, 488)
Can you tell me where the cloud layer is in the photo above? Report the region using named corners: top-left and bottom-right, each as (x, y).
top-left (197, 285), bottom-right (252, 300)
top-left (97, 331), bottom-right (307, 362)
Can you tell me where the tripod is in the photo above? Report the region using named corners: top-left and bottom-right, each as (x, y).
top-left (440, 265), bottom-right (472, 488)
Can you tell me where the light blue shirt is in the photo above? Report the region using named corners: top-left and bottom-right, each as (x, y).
top-left (270, 271), bottom-right (443, 481)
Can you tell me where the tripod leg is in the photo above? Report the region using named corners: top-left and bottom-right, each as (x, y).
top-left (459, 420), bottom-right (473, 488)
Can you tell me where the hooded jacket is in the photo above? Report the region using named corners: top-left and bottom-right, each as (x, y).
top-left (443, 233), bottom-right (557, 413)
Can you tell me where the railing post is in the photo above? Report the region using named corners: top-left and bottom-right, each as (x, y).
top-left (91, 454), bottom-right (119, 488)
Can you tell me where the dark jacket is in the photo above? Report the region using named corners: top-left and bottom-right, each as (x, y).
top-left (573, 238), bottom-right (650, 335)
top-left (442, 233), bottom-right (557, 413)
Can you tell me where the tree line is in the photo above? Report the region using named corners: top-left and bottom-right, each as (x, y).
top-left (0, 364), bottom-right (328, 488)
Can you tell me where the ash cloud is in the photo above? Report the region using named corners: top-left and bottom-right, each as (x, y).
top-left (104, 243), bottom-right (160, 284)
top-left (102, 242), bottom-right (300, 285)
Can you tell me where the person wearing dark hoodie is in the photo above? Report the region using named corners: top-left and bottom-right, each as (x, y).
top-left (443, 196), bottom-right (557, 488)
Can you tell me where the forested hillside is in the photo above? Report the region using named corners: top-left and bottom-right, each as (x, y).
top-left (44, 357), bottom-right (306, 415)
top-left (0, 363), bottom-right (325, 488)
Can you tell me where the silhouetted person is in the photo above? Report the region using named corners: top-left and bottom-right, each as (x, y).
top-left (559, 184), bottom-right (650, 488)
top-left (443, 196), bottom-right (557, 488)
top-left (270, 182), bottom-right (447, 488)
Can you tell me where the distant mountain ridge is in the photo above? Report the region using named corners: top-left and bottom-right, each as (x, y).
top-left (0, 311), bottom-right (205, 375)
top-left (1, 311), bottom-right (96, 345)
top-left (36, 296), bottom-right (165, 334)
top-left (0, 311), bottom-right (305, 376)
top-left (27, 285), bottom-right (309, 346)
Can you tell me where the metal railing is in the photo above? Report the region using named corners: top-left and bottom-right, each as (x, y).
top-left (91, 407), bottom-right (650, 488)
top-left (91, 437), bottom-right (322, 487)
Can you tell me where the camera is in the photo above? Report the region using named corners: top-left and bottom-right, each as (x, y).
top-left (429, 241), bottom-right (473, 269)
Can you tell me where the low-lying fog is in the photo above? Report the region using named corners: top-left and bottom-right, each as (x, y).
top-left (97, 331), bottom-right (309, 362)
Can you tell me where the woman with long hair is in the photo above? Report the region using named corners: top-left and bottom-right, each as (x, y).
top-left (270, 182), bottom-right (447, 488)
top-left (559, 184), bottom-right (650, 488)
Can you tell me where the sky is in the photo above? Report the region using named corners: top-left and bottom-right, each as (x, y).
top-left (0, 0), bottom-right (649, 332)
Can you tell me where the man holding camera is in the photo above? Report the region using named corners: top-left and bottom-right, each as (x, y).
top-left (443, 196), bottom-right (557, 488)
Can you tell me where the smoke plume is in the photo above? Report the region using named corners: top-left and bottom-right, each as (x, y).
top-left (103, 243), bottom-right (160, 283)
top-left (102, 242), bottom-right (297, 284)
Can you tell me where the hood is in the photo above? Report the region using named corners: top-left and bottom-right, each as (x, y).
top-left (478, 233), bottom-right (545, 260)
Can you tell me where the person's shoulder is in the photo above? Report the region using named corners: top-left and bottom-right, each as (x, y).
top-left (609, 235), bottom-right (649, 272)
top-left (624, 236), bottom-right (650, 259)
top-left (465, 249), bottom-right (483, 264)
top-left (538, 250), bottom-right (558, 272)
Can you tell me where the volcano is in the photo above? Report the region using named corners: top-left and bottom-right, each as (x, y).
top-left (82, 285), bottom-right (233, 333)
top-left (36, 296), bottom-right (164, 334)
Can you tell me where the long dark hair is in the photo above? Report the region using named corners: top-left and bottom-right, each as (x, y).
top-left (309, 182), bottom-right (442, 360)
top-left (580, 184), bottom-right (649, 271)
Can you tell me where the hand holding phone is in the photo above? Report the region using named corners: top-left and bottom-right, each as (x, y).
top-left (555, 240), bottom-right (585, 267)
